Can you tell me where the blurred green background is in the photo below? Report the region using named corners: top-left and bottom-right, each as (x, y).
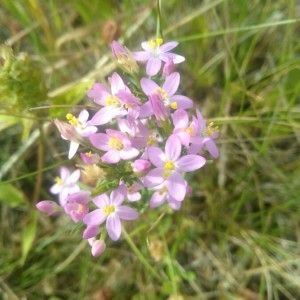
top-left (0, 0), bottom-right (300, 299)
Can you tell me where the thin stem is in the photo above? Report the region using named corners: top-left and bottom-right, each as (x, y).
top-left (122, 227), bottom-right (162, 281)
top-left (32, 124), bottom-right (44, 204)
top-left (156, 0), bottom-right (163, 39)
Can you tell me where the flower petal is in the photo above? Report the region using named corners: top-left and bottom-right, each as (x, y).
top-left (83, 225), bottom-right (100, 239)
top-left (106, 214), bottom-right (121, 241)
top-left (89, 133), bottom-right (110, 151)
top-left (140, 78), bottom-right (159, 95)
top-left (83, 209), bottom-right (107, 226)
top-left (176, 155), bottom-right (206, 172)
top-left (163, 72), bottom-right (180, 96)
top-left (111, 185), bottom-right (126, 206)
top-left (149, 191), bottom-right (166, 208)
top-left (147, 146), bottom-right (165, 167)
top-left (159, 41), bottom-right (178, 52)
top-left (110, 72), bottom-right (126, 94)
top-left (206, 140), bottom-right (219, 158)
top-left (165, 135), bottom-right (181, 161)
top-left (143, 168), bottom-right (164, 187)
top-left (102, 150), bottom-right (121, 164)
top-left (166, 172), bottom-right (186, 201)
top-left (146, 57), bottom-right (162, 76)
top-left (117, 206), bottom-right (139, 220)
top-left (171, 95), bottom-right (193, 109)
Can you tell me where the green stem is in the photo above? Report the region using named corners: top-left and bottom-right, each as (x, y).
top-left (122, 227), bottom-right (162, 281)
top-left (156, 0), bottom-right (163, 39)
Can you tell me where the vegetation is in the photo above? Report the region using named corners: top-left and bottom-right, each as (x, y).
top-left (0, 0), bottom-right (299, 299)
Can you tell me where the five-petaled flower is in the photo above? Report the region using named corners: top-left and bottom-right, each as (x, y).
top-left (143, 135), bottom-right (206, 202)
top-left (133, 38), bottom-right (185, 76)
top-left (49, 167), bottom-right (81, 205)
top-left (83, 185), bottom-right (139, 241)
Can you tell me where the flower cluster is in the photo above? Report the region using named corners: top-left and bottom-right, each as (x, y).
top-left (37, 38), bottom-right (219, 257)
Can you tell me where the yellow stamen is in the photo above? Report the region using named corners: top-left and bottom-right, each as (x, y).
top-left (66, 113), bottom-right (80, 126)
top-left (109, 136), bottom-right (123, 150)
top-left (163, 160), bottom-right (175, 178)
top-left (105, 95), bottom-right (121, 107)
top-left (170, 102), bottom-right (177, 109)
top-left (54, 176), bottom-right (62, 185)
top-left (148, 38), bottom-right (164, 49)
top-left (85, 151), bottom-right (93, 157)
top-left (103, 205), bottom-right (115, 215)
top-left (159, 186), bottom-right (168, 195)
top-left (185, 126), bottom-right (194, 135)
top-left (206, 122), bottom-right (219, 136)
top-left (154, 87), bottom-right (168, 100)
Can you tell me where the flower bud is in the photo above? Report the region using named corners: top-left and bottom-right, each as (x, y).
top-left (111, 40), bottom-right (139, 74)
top-left (36, 200), bottom-right (61, 216)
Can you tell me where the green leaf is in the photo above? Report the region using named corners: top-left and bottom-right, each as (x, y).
top-left (20, 210), bottom-right (38, 265)
top-left (0, 183), bottom-right (26, 207)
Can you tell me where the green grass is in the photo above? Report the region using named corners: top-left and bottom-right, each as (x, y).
top-left (1, 0), bottom-right (300, 299)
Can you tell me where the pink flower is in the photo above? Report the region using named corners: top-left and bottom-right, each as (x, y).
top-left (89, 129), bottom-right (139, 164)
top-left (83, 185), bottom-right (139, 241)
top-left (143, 135), bottom-right (206, 202)
top-left (88, 72), bottom-right (141, 125)
top-left (49, 167), bottom-right (81, 205)
top-left (133, 38), bottom-right (185, 76)
top-left (172, 109), bottom-right (199, 147)
top-left (139, 72), bottom-right (193, 118)
top-left (64, 110), bottom-right (97, 159)
top-left (149, 182), bottom-right (184, 210)
top-left (80, 152), bottom-right (101, 165)
top-left (188, 109), bottom-right (219, 158)
top-left (63, 191), bottom-right (91, 223)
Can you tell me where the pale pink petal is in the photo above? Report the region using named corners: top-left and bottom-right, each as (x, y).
top-left (133, 51), bottom-right (151, 61)
top-left (83, 225), bottom-right (100, 239)
top-left (106, 214), bottom-right (121, 241)
top-left (102, 150), bottom-right (120, 164)
top-left (90, 106), bottom-right (120, 125)
top-left (163, 72), bottom-right (180, 96)
top-left (69, 169), bottom-right (81, 183)
top-left (78, 110), bottom-right (89, 122)
top-left (171, 95), bottom-right (193, 109)
top-left (165, 135), bottom-right (181, 161)
top-left (117, 206), bottom-right (139, 220)
top-left (206, 140), bottom-right (219, 158)
top-left (149, 191), bottom-right (166, 208)
top-left (166, 172), bottom-right (186, 201)
top-left (93, 193), bottom-right (110, 207)
top-left (159, 41), bottom-right (178, 52)
top-left (110, 72), bottom-right (126, 94)
top-left (140, 78), bottom-right (159, 95)
top-left (89, 133), bottom-right (110, 151)
top-left (119, 147), bottom-right (139, 160)
top-left (143, 168), bottom-right (164, 187)
top-left (80, 125), bottom-right (97, 137)
top-left (176, 155), bottom-right (206, 172)
top-left (111, 185), bottom-right (126, 206)
top-left (60, 167), bottom-right (70, 181)
top-left (146, 57), bottom-right (161, 76)
top-left (147, 146), bottom-right (165, 167)
top-left (83, 209), bottom-right (107, 226)
top-left (50, 184), bottom-right (61, 194)
top-left (172, 109), bottom-right (189, 129)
